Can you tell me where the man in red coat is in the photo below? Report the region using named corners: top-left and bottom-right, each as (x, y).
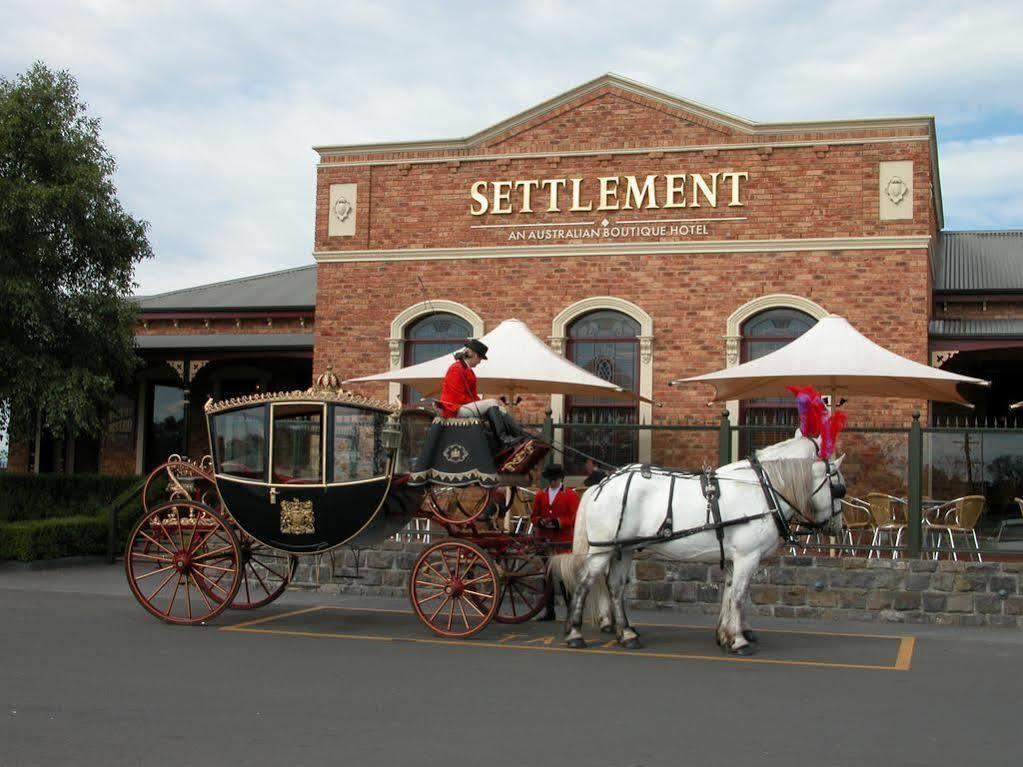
top-left (532, 464), bottom-right (579, 620)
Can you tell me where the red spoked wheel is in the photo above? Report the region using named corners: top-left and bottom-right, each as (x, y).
top-left (125, 500), bottom-right (241, 625)
top-left (409, 539), bottom-right (499, 638)
top-left (425, 486), bottom-right (497, 526)
top-left (495, 553), bottom-right (551, 624)
top-left (198, 533), bottom-right (298, 610)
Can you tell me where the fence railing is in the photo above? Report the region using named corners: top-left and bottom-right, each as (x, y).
top-left (534, 409), bottom-right (1023, 561)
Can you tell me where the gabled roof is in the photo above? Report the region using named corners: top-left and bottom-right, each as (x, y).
top-left (934, 231), bottom-right (1023, 293)
top-left (135, 265), bottom-right (316, 312)
top-left (313, 72), bottom-right (935, 157)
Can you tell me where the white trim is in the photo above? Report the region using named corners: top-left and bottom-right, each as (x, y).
top-left (315, 236), bottom-right (932, 264)
top-left (388, 301), bottom-right (485, 403)
top-left (723, 295), bottom-right (830, 460)
top-left (317, 135), bottom-right (930, 169)
top-left (550, 297), bottom-right (654, 465)
top-left (314, 72), bottom-right (933, 157)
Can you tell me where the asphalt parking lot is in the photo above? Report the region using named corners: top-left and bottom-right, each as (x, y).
top-left (2, 561), bottom-right (1021, 767)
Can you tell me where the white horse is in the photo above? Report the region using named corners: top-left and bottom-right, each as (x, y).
top-left (565, 434), bottom-right (845, 654)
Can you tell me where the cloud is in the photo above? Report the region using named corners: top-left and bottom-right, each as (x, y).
top-left (940, 134), bottom-right (1023, 229)
top-left (2, 0), bottom-right (1021, 295)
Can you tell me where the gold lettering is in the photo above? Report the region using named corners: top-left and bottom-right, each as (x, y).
top-left (492, 181), bottom-right (513, 215)
top-left (515, 180), bottom-right (540, 213)
top-left (541, 178), bottom-right (566, 212)
top-left (623, 174), bottom-right (659, 210)
top-left (469, 181), bottom-right (489, 216)
top-left (664, 174), bottom-right (686, 208)
top-left (690, 173), bottom-right (719, 207)
top-left (597, 176), bottom-right (619, 211)
top-left (721, 171), bottom-right (748, 207)
top-left (569, 178), bottom-right (592, 212)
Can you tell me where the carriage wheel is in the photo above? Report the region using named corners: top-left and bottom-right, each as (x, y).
top-left (409, 539), bottom-right (499, 638)
top-left (495, 553), bottom-right (551, 624)
top-left (196, 533), bottom-right (298, 610)
top-left (425, 486), bottom-right (496, 526)
top-left (124, 500), bottom-right (241, 625)
top-left (142, 459), bottom-right (217, 515)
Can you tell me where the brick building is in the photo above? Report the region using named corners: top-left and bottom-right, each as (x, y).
top-left (7, 74), bottom-right (1022, 476)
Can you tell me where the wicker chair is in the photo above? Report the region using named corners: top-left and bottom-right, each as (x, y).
top-left (866, 492), bottom-right (908, 558)
top-left (924, 495), bottom-right (985, 562)
top-left (839, 497), bottom-right (873, 556)
top-left (995, 498), bottom-right (1023, 542)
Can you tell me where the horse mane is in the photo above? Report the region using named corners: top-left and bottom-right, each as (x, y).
top-left (759, 457), bottom-right (815, 518)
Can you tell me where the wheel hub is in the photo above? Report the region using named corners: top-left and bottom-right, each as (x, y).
top-left (445, 578), bottom-right (464, 597)
top-left (174, 552), bottom-right (192, 572)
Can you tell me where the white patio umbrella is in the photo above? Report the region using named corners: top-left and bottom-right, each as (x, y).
top-left (345, 318), bottom-right (651, 402)
top-left (672, 315), bottom-right (988, 406)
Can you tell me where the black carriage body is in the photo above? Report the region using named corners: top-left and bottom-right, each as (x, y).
top-left (206, 391), bottom-right (423, 554)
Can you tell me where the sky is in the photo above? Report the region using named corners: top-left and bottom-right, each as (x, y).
top-left (1, 0), bottom-right (1021, 297)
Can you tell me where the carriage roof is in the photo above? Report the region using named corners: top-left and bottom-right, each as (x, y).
top-left (203, 368), bottom-right (398, 416)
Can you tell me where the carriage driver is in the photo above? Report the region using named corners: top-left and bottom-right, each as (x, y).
top-left (439, 338), bottom-right (523, 446)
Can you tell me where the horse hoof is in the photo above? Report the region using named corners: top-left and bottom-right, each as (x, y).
top-left (620, 637), bottom-right (643, 650)
top-left (600, 624), bottom-right (615, 634)
top-left (742, 630), bottom-right (758, 643)
top-left (733, 644), bottom-right (755, 656)
top-left (566, 637), bottom-right (587, 649)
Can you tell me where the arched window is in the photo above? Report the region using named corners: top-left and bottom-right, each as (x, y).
top-left (739, 307), bottom-right (817, 453)
top-left (402, 312), bottom-right (472, 404)
top-left (565, 310), bottom-right (641, 473)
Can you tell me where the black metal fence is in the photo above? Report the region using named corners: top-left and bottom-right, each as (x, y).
top-left (538, 410), bottom-right (1023, 560)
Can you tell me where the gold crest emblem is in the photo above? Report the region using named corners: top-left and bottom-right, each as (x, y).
top-left (280, 498), bottom-right (315, 535)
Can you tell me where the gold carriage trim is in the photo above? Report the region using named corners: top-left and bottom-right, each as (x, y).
top-left (409, 468), bottom-right (500, 484)
top-left (205, 368), bottom-right (397, 415)
top-left (431, 417), bottom-right (485, 426)
top-left (280, 498), bottom-right (315, 535)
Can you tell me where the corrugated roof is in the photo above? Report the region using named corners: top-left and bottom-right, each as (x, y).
top-left (930, 319), bottom-right (1023, 338)
top-left (135, 333), bottom-right (314, 351)
top-left (135, 265), bottom-right (315, 311)
top-left (934, 231), bottom-right (1023, 292)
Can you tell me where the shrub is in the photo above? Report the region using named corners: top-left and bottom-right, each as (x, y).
top-left (0, 474), bottom-right (142, 522)
top-left (0, 516), bottom-right (108, 561)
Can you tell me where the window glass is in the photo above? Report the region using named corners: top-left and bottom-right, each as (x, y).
top-left (566, 310), bottom-right (640, 473)
top-left (403, 312), bottom-right (472, 403)
top-left (147, 384), bottom-right (186, 471)
top-left (740, 308), bottom-right (817, 452)
top-left (213, 407), bottom-right (266, 479)
top-left (333, 406), bottom-right (389, 481)
top-left (272, 404), bottom-right (323, 484)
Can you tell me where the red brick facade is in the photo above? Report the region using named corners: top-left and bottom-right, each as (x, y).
top-left (313, 77), bottom-right (940, 466)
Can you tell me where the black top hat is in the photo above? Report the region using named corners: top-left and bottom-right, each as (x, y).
top-left (541, 464), bottom-right (565, 480)
top-left (464, 338), bottom-right (488, 360)
top-left (583, 469), bottom-right (607, 487)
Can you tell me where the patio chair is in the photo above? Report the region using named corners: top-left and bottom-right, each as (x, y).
top-left (866, 492), bottom-right (907, 558)
top-left (995, 498), bottom-right (1023, 543)
top-left (924, 495), bottom-right (985, 562)
top-left (839, 497), bottom-right (873, 556)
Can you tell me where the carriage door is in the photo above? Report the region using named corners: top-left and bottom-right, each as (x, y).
top-left (269, 402), bottom-right (327, 545)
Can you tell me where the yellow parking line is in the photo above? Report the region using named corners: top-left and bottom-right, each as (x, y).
top-left (221, 605), bottom-right (915, 671)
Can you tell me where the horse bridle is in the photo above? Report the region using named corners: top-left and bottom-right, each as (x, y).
top-left (752, 441), bottom-right (845, 534)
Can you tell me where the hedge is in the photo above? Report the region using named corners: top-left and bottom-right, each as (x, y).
top-left (0, 516), bottom-right (109, 562)
top-left (0, 473), bottom-right (143, 522)
top-left (0, 474), bottom-right (146, 562)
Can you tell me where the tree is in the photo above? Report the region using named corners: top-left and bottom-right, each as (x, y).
top-left (0, 62), bottom-right (152, 441)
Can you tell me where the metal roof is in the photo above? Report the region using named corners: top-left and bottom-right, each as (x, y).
top-left (934, 231), bottom-right (1023, 292)
top-left (930, 319), bottom-right (1023, 338)
top-left (135, 333), bottom-right (314, 351)
top-left (135, 265), bottom-right (315, 312)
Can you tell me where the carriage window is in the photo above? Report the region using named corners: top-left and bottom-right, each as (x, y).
top-left (565, 310), bottom-right (640, 474)
top-left (740, 308), bottom-right (817, 454)
top-left (272, 404), bottom-right (323, 484)
top-left (213, 407), bottom-right (266, 479)
top-left (333, 406), bottom-right (389, 481)
top-left (403, 312), bottom-right (472, 404)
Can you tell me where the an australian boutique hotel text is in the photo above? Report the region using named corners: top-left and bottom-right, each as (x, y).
top-left (468, 171), bottom-right (749, 241)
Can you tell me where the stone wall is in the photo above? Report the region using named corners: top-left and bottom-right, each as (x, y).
top-left (292, 539), bottom-right (1023, 628)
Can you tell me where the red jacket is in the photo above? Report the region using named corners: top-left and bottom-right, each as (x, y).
top-left (439, 359), bottom-right (478, 417)
top-left (531, 485), bottom-right (579, 547)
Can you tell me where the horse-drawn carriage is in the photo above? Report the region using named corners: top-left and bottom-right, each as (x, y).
top-left (124, 371), bottom-right (557, 638)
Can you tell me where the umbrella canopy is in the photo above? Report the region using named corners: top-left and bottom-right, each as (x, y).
top-left (673, 315), bottom-right (988, 406)
top-left (345, 318), bottom-right (649, 402)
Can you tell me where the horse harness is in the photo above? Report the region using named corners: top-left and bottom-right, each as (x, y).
top-left (589, 451), bottom-right (844, 569)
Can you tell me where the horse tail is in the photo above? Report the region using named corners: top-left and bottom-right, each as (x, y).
top-left (547, 550), bottom-right (611, 627)
top-left (571, 488), bottom-right (592, 557)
